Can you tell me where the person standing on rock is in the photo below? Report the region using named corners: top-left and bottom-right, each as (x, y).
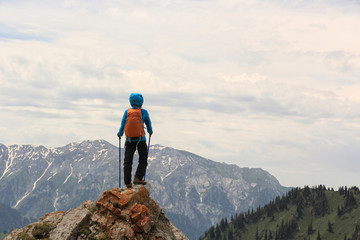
top-left (117, 93), bottom-right (153, 188)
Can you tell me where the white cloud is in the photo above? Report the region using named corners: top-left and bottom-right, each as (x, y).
top-left (1, 0), bottom-right (360, 188)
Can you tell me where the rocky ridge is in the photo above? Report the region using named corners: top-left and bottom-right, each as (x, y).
top-left (5, 185), bottom-right (187, 240)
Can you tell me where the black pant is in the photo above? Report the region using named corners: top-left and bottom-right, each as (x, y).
top-left (124, 140), bottom-right (148, 185)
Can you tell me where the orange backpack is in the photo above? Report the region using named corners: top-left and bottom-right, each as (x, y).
top-left (124, 108), bottom-right (145, 139)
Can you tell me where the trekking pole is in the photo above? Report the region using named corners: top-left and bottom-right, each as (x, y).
top-left (144, 134), bottom-right (151, 180)
top-left (118, 137), bottom-right (121, 188)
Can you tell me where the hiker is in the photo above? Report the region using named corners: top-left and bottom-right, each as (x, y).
top-left (117, 93), bottom-right (153, 188)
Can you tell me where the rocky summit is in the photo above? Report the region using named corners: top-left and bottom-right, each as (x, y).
top-left (4, 185), bottom-right (188, 240)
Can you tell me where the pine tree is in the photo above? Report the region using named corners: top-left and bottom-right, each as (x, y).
top-left (328, 220), bottom-right (333, 233)
top-left (215, 225), bottom-right (221, 239)
top-left (296, 203), bottom-right (303, 218)
top-left (308, 222), bottom-right (314, 235)
top-left (351, 224), bottom-right (360, 240)
top-left (255, 228), bottom-right (260, 240)
top-left (338, 205), bottom-right (342, 216)
top-left (312, 188), bottom-right (329, 217)
top-left (220, 218), bottom-right (227, 232)
top-left (269, 230), bottom-right (273, 240)
top-left (209, 226), bottom-right (215, 239)
top-left (339, 186), bottom-right (345, 195)
top-left (303, 186), bottom-right (311, 199)
top-left (264, 229), bottom-right (268, 240)
top-left (345, 192), bottom-right (357, 208)
top-left (228, 228), bottom-right (234, 240)
top-left (233, 228), bottom-right (242, 240)
top-left (316, 231), bottom-right (321, 240)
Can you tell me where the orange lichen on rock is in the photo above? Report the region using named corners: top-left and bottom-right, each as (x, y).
top-left (95, 186), bottom-right (156, 239)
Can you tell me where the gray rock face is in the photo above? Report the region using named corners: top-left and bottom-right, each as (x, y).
top-left (49, 205), bottom-right (91, 240)
top-left (0, 140), bottom-right (289, 239)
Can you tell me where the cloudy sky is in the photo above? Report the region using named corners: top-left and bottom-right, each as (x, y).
top-left (1, 0), bottom-right (360, 188)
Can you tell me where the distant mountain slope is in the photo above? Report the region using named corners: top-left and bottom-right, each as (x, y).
top-left (147, 145), bottom-right (289, 238)
top-left (0, 202), bottom-right (30, 233)
top-left (200, 185), bottom-right (360, 240)
top-left (0, 140), bottom-right (289, 239)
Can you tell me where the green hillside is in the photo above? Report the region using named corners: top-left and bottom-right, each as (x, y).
top-left (200, 185), bottom-right (360, 240)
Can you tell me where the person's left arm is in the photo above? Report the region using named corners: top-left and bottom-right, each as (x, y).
top-left (142, 109), bottom-right (153, 135)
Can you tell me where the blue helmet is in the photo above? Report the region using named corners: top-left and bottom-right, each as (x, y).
top-left (129, 93), bottom-right (144, 108)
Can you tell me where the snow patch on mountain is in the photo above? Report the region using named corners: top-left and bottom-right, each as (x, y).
top-left (0, 146), bottom-right (16, 180)
top-left (63, 163), bottom-right (73, 184)
top-left (14, 159), bottom-right (54, 208)
top-left (150, 144), bottom-right (165, 151)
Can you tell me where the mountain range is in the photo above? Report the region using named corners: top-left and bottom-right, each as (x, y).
top-left (0, 140), bottom-right (289, 239)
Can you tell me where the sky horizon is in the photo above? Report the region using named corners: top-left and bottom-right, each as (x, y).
top-left (1, 0), bottom-right (360, 189)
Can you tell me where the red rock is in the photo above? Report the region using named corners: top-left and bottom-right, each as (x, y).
top-left (131, 212), bottom-right (142, 222)
top-left (119, 209), bottom-right (131, 222)
top-left (107, 203), bottom-right (115, 212)
top-left (132, 223), bottom-right (143, 233)
top-left (91, 212), bottom-right (107, 229)
top-left (107, 211), bottom-right (116, 224)
top-left (111, 188), bottom-right (123, 199)
top-left (138, 216), bottom-right (152, 233)
top-left (119, 194), bottom-right (130, 208)
top-left (130, 203), bottom-right (150, 217)
top-left (109, 195), bottom-right (117, 204)
top-left (113, 208), bottom-right (122, 217)
top-left (96, 194), bottom-right (108, 209)
top-left (136, 233), bottom-right (145, 240)
top-left (82, 200), bottom-right (95, 209)
top-left (130, 203), bottom-right (152, 233)
top-left (138, 186), bottom-right (150, 198)
top-left (108, 221), bottom-right (135, 240)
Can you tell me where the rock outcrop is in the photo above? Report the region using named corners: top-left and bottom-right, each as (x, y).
top-left (5, 185), bottom-right (188, 240)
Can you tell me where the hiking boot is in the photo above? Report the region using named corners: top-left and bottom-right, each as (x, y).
top-left (133, 176), bottom-right (147, 185)
top-left (126, 183), bottom-right (133, 188)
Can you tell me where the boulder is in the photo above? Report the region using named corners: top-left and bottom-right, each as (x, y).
top-left (49, 205), bottom-right (91, 240)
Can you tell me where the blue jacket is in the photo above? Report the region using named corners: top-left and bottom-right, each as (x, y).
top-left (118, 93), bottom-right (153, 142)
